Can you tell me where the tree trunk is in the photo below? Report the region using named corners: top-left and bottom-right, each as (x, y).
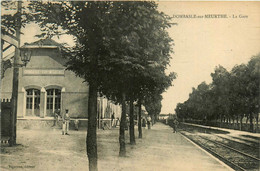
top-left (138, 100), bottom-right (142, 138)
top-left (256, 115), bottom-right (259, 133)
top-left (240, 115), bottom-right (243, 131)
top-left (155, 114), bottom-right (158, 123)
top-left (236, 115), bottom-right (239, 130)
top-left (220, 115), bottom-right (223, 127)
top-left (119, 92), bottom-right (127, 157)
top-left (151, 114), bottom-right (154, 126)
top-left (129, 98), bottom-right (136, 145)
top-left (232, 117), bottom-right (235, 129)
top-left (86, 81), bottom-right (98, 171)
top-left (249, 113), bottom-right (254, 132)
top-left (246, 115), bottom-right (249, 124)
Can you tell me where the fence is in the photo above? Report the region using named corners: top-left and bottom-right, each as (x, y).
top-left (1, 98), bottom-right (12, 138)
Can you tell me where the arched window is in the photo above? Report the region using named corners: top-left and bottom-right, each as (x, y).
top-left (26, 88), bottom-right (40, 117)
top-left (46, 88), bottom-right (61, 116)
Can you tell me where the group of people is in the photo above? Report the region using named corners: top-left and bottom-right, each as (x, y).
top-left (53, 109), bottom-right (80, 135)
top-left (54, 110), bottom-right (164, 134)
top-left (123, 115), bottom-right (152, 130)
top-left (143, 116), bottom-right (152, 129)
top-left (141, 116), bottom-right (152, 129)
top-left (100, 113), bottom-right (120, 130)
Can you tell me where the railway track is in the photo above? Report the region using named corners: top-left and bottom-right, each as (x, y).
top-left (228, 135), bottom-right (260, 149)
top-left (180, 130), bottom-right (260, 171)
top-left (214, 135), bottom-right (260, 156)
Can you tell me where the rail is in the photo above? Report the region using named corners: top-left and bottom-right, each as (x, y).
top-left (179, 130), bottom-right (259, 171)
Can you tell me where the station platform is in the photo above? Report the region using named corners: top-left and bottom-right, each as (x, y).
top-left (106, 122), bottom-right (234, 171)
top-left (183, 122), bottom-right (260, 137)
top-left (1, 122), bottom-right (234, 171)
top-left (182, 122), bottom-right (260, 144)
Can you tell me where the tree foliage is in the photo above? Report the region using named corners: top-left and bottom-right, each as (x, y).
top-left (144, 93), bottom-right (163, 122)
top-left (1, 1), bottom-right (33, 35)
top-left (175, 54), bottom-right (260, 132)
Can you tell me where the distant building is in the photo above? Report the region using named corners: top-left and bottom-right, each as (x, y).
top-left (1, 39), bottom-right (121, 128)
top-left (159, 114), bottom-right (170, 120)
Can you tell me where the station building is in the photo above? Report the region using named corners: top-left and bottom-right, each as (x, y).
top-left (1, 39), bottom-right (121, 128)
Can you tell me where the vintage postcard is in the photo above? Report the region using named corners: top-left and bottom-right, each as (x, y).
top-left (1, 1), bottom-right (259, 171)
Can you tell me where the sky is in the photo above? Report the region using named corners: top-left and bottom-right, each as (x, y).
top-left (158, 2), bottom-right (260, 114)
top-left (2, 1), bottom-right (260, 114)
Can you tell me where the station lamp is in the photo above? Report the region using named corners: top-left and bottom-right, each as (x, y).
top-left (19, 48), bottom-right (32, 66)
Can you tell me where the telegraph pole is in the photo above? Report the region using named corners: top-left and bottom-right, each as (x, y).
top-left (9, 1), bottom-right (21, 146)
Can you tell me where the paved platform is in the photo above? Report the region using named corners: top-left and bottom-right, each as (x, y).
top-left (183, 122), bottom-right (260, 144)
top-left (183, 122), bottom-right (260, 137)
top-left (1, 122), bottom-right (233, 171)
top-left (103, 122), bottom-right (233, 171)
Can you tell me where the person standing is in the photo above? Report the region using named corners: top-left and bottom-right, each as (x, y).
top-left (142, 117), bottom-right (146, 128)
top-left (111, 113), bottom-right (115, 128)
top-left (173, 118), bottom-right (179, 133)
top-left (147, 116), bottom-right (152, 129)
top-left (53, 108), bottom-right (60, 127)
top-left (74, 117), bottom-right (79, 131)
top-left (62, 109), bottom-right (70, 135)
top-left (115, 117), bottom-right (119, 127)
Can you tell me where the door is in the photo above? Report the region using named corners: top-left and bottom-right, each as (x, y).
top-left (26, 88), bottom-right (40, 117)
top-left (46, 89), bottom-right (61, 117)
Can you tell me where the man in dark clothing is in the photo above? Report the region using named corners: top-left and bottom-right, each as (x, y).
top-left (111, 113), bottom-right (115, 128)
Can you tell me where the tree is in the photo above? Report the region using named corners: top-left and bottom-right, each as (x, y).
top-left (210, 65), bottom-right (231, 123)
top-left (188, 82), bottom-right (213, 122)
top-left (137, 100), bottom-right (143, 138)
top-left (230, 64), bottom-right (249, 130)
top-left (96, 1), bottom-right (175, 151)
top-left (246, 54), bottom-right (260, 132)
top-left (28, 2), bottom-right (116, 170)
top-left (175, 54), bottom-right (259, 132)
top-left (27, 1), bottom-right (175, 169)
top-left (176, 103), bottom-right (186, 120)
top-left (144, 93), bottom-right (162, 124)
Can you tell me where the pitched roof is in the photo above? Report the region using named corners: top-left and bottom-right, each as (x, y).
top-left (21, 38), bottom-right (62, 49)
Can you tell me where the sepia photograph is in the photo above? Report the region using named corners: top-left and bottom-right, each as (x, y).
top-left (1, 1), bottom-right (260, 171)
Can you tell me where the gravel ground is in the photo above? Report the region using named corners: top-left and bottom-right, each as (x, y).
top-left (1, 123), bottom-right (231, 171)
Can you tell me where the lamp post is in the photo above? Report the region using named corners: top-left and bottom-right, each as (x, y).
top-left (9, 1), bottom-right (33, 146)
top-left (9, 47), bottom-right (32, 147)
top-left (9, 1), bottom-right (21, 146)
top-left (9, 48), bottom-right (32, 146)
